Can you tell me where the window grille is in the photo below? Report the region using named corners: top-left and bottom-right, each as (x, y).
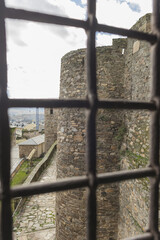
top-left (0, 0), bottom-right (159, 239)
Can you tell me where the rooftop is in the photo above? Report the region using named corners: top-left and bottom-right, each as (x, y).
top-left (19, 134), bottom-right (45, 146)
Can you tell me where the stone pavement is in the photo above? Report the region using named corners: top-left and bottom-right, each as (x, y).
top-left (13, 152), bottom-right (56, 240)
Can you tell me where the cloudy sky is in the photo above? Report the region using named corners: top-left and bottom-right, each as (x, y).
top-left (5, 0), bottom-right (152, 99)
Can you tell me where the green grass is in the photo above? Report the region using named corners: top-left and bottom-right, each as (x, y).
top-left (11, 158), bottom-right (42, 187)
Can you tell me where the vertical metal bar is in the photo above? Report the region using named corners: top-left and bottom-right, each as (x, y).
top-left (86, 1), bottom-right (97, 239)
top-left (0, 1), bottom-right (12, 239)
top-left (149, 0), bottom-right (160, 239)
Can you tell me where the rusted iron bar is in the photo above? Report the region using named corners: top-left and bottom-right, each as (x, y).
top-left (0, 1), bottom-right (12, 239)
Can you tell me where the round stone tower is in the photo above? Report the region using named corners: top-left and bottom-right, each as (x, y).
top-left (56, 39), bottom-right (127, 240)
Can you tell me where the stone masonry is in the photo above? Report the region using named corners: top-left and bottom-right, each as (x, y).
top-left (118, 14), bottom-right (151, 238)
top-left (45, 108), bottom-right (58, 152)
top-left (56, 36), bottom-right (127, 239)
top-left (44, 13), bottom-right (152, 240)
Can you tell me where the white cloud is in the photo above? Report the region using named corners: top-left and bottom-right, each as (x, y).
top-left (6, 18), bottom-right (86, 98)
top-left (128, 0), bottom-right (152, 15)
top-left (96, 0), bottom-right (152, 29)
top-left (5, 0), bottom-right (86, 19)
top-left (6, 0), bottom-right (152, 99)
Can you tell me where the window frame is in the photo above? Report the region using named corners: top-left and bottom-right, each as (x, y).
top-left (0, 0), bottom-right (159, 239)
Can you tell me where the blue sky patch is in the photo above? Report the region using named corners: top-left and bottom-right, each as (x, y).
top-left (71, 0), bottom-right (84, 7)
top-left (117, 0), bottom-right (141, 13)
top-left (127, 2), bottom-right (141, 12)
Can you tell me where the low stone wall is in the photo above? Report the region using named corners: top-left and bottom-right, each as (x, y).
top-left (11, 158), bottom-right (25, 178)
top-left (12, 141), bottom-right (57, 216)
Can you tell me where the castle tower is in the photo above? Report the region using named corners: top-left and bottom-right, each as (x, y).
top-left (44, 108), bottom-right (58, 152)
top-left (118, 14), bottom-right (151, 238)
top-left (56, 39), bottom-right (127, 239)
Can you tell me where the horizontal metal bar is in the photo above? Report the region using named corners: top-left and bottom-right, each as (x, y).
top-left (97, 23), bottom-right (157, 44)
top-left (8, 98), bottom-right (156, 111)
top-left (8, 167), bottom-right (155, 198)
top-left (8, 98), bottom-right (89, 108)
top-left (98, 99), bottom-right (156, 111)
top-left (10, 176), bottom-right (89, 198)
top-left (5, 7), bottom-right (87, 29)
top-left (124, 232), bottom-right (153, 240)
top-left (5, 8), bottom-right (157, 46)
top-left (97, 167), bottom-right (156, 185)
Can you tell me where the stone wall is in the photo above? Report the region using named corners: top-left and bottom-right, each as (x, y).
top-left (42, 13), bottom-right (153, 240)
top-left (118, 14), bottom-right (151, 239)
top-left (45, 108), bottom-right (58, 152)
top-left (19, 145), bottom-right (37, 158)
top-left (56, 39), bottom-right (127, 240)
top-left (56, 49), bottom-right (87, 240)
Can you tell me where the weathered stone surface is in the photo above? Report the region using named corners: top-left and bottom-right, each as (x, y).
top-left (45, 108), bottom-right (58, 152)
top-left (56, 38), bottom-right (127, 240)
top-left (118, 13), bottom-right (151, 239)
top-left (43, 13), bottom-right (152, 240)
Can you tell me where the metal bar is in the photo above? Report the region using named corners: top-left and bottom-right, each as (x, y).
top-left (1, 1), bottom-right (160, 240)
top-left (149, 1), bottom-right (160, 239)
top-left (124, 232), bottom-right (153, 240)
top-left (10, 176), bottom-right (89, 198)
top-left (8, 167), bottom-right (155, 199)
top-left (97, 167), bottom-right (155, 185)
top-left (5, 7), bottom-right (157, 45)
top-left (98, 100), bottom-right (156, 111)
top-left (0, 1), bottom-right (12, 239)
top-left (5, 7), bottom-right (88, 30)
top-left (8, 98), bottom-right (156, 111)
top-left (86, 1), bottom-right (97, 239)
top-left (8, 98), bottom-right (89, 109)
top-left (97, 23), bottom-right (157, 44)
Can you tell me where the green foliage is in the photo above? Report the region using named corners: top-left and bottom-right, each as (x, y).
top-left (126, 150), bottom-right (149, 191)
top-left (127, 209), bottom-right (143, 233)
top-left (11, 162), bottom-right (28, 186)
top-left (126, 150), bottom-right (148, 169)
top-left (11, 158), bottom-right (41, 186)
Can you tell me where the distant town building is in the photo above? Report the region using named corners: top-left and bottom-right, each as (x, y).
top-left (23, 123), bottom-right (36, 131)
top-left (15, 127), bottom-right (23, 138)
